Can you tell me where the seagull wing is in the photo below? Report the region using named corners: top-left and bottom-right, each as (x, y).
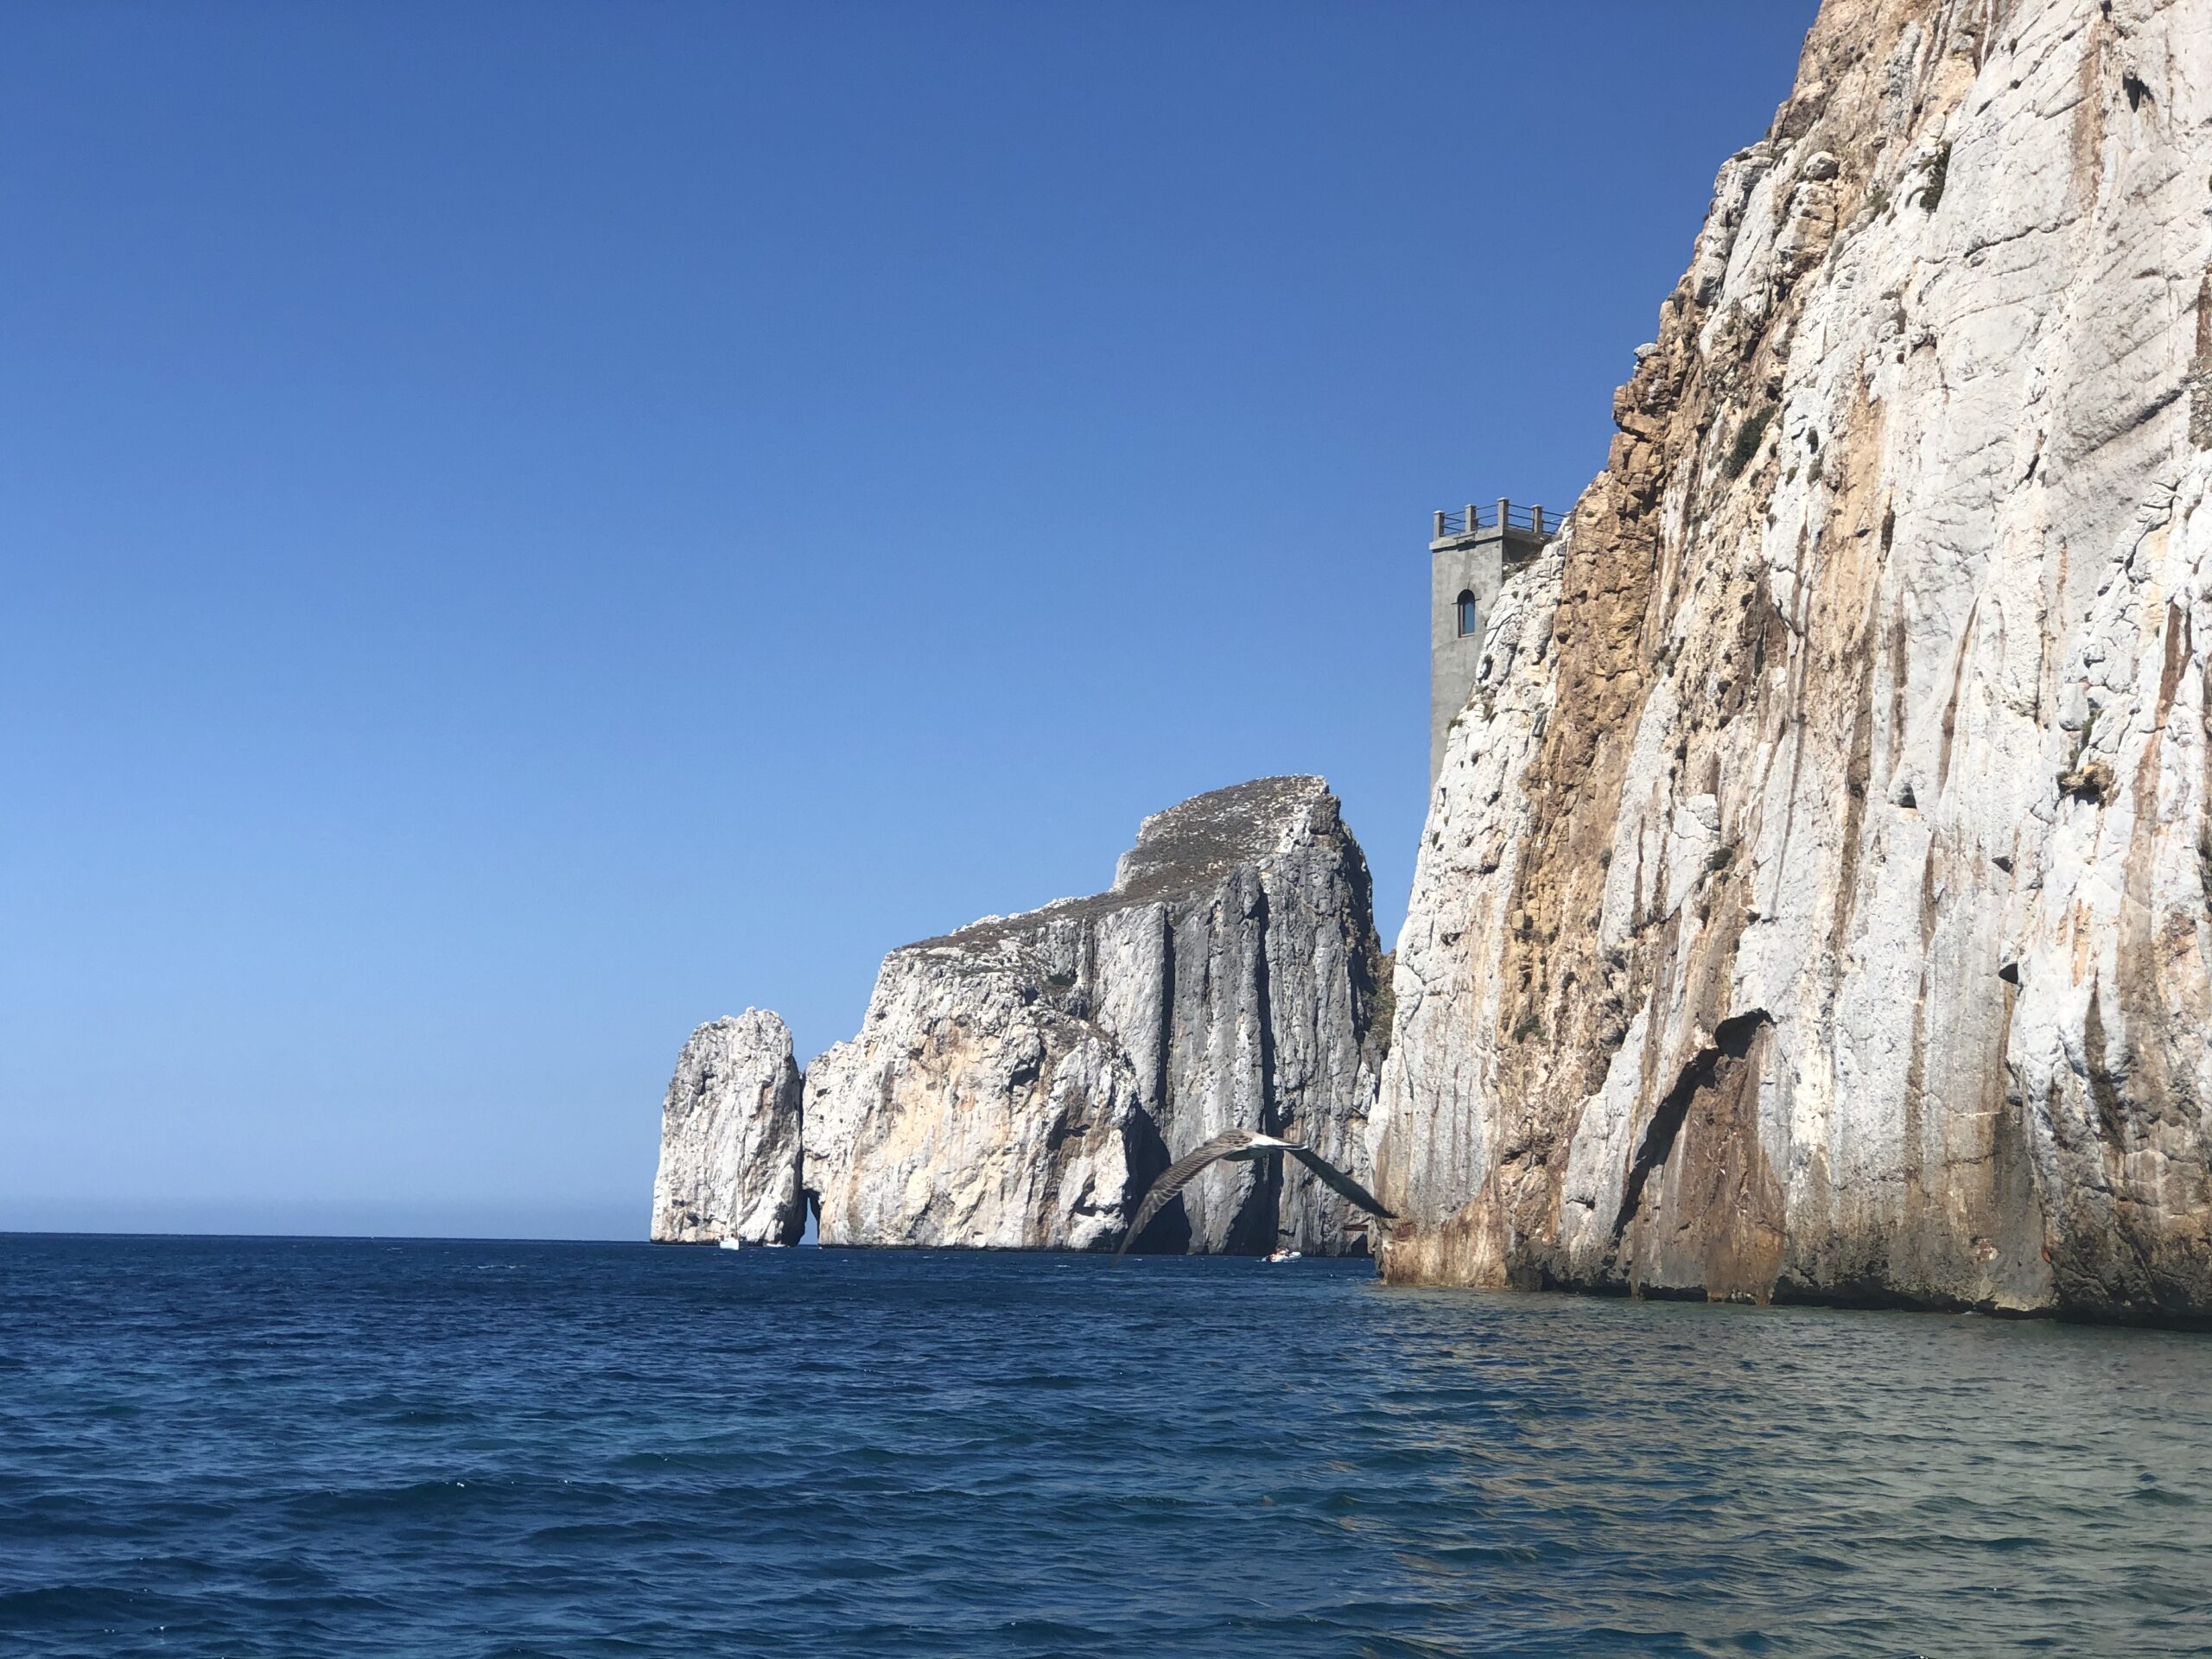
top-left (1114, 1128), bottom-right (1259, 1260)
top-left (1283, 1144), bottom-right (1397, 1220)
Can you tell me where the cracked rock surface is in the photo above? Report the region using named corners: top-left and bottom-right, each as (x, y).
top-left (1376, 0), bottom-right (2212, 1325)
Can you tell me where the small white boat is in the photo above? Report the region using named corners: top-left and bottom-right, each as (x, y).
top-left (1264, 1249), bottom-right (1302, 1264)
top-left (717, 1237), bottom-right (744, 1252)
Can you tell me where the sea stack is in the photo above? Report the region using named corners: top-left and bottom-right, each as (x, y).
top-left (650, 1010), bottom-right (807, 1246)
top-left (1375, 0), bottom-right (2212, 1323)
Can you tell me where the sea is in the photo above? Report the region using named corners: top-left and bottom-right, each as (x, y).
top-left (3, 1236), bottom-right (2209, 1658)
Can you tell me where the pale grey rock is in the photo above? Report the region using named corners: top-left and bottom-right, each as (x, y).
top-left (1376, 0), bottom-right (2212, 1325)
top-left (806, 777), bottom-right (1389, 1254)
top-left (650, 1010), bottom-right (805, 1245)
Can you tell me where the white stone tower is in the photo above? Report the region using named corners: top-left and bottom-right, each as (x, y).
top-left (1429, 499), bottom-right (1557, 789)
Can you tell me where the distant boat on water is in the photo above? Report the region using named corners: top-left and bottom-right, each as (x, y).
top-left (717, 1237), bottom-right (743, 1252)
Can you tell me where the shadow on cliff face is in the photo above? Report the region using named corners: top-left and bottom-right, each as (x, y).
top-left (1607, 1011), bottom-right (1782, 1304)
top-left (1112, 1105), bottom-right (1338, 1258)
top-left (1115, 1112), bottom-right (1192, 1255)
top-left (2044, 988), bottom-right (2212, 1328)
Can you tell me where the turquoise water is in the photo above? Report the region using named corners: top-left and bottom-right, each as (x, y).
top-left (3, 1236), bottom-right (2209, 1656)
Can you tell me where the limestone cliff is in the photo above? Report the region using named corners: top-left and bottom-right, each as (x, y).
top-left (650, 1010), bottom-right (806, 1245)
top-left (808, 776), bottom-right (1389, 1252)
top-left (1376, 0), bottom-right (2212, 1324)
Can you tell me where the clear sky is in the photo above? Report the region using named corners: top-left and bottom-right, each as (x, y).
top-left (2, 1), bottom-right (1819, 1239)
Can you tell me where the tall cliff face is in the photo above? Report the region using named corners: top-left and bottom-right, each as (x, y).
top-left (650, 1010), bottom-right (806, 1246)
top-left (807, 776), bottom-right (1389, 1252)
top-left (1376, 0), bottom-right (2212, 1322)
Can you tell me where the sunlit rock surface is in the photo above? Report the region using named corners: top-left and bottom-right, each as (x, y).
top-left (649, 1010), bottom-right (806, 1246)
top-left (1375, 0), bottom-right (2212, 1324)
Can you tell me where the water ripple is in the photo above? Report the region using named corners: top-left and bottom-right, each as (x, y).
top-left (2, 1236), bottom-right (2209, 1656)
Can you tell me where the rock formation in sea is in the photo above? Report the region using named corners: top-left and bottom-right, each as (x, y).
top-left (650, 1010), bottom-right (807, 1245)
top-left (808, 776), bottom-right (1388, 1253)
top-left (657, 778), bottom-right (1389, 1255)
top-left (1375, 0), bottom-right (2212, 1323)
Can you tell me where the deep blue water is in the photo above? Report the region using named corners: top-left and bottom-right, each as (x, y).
top-left (3, 1237), bottom-right (2211, 1657)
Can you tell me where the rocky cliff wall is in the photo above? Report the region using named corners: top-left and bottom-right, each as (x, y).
top-left (808, 777), bottom-right (1389, 1252)
top-left (1375, 0), bottom-right (2212, 1324)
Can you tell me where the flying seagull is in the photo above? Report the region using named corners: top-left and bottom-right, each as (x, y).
top-left (1114, 1127), bottom-right (1396, 1259)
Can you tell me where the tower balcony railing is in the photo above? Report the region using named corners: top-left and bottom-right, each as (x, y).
top-left (1433, 499), bottom-right (1562, 540)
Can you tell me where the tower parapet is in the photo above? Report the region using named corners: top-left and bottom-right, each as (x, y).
top-left (1429, 499), bottom-right (1559, 789)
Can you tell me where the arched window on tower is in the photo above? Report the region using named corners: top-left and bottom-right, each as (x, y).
top-left (1455, 590), bottom-right (1478, 638)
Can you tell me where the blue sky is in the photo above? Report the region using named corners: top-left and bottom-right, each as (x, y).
top-left (2, 1), bottom-right (1819, 1239)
